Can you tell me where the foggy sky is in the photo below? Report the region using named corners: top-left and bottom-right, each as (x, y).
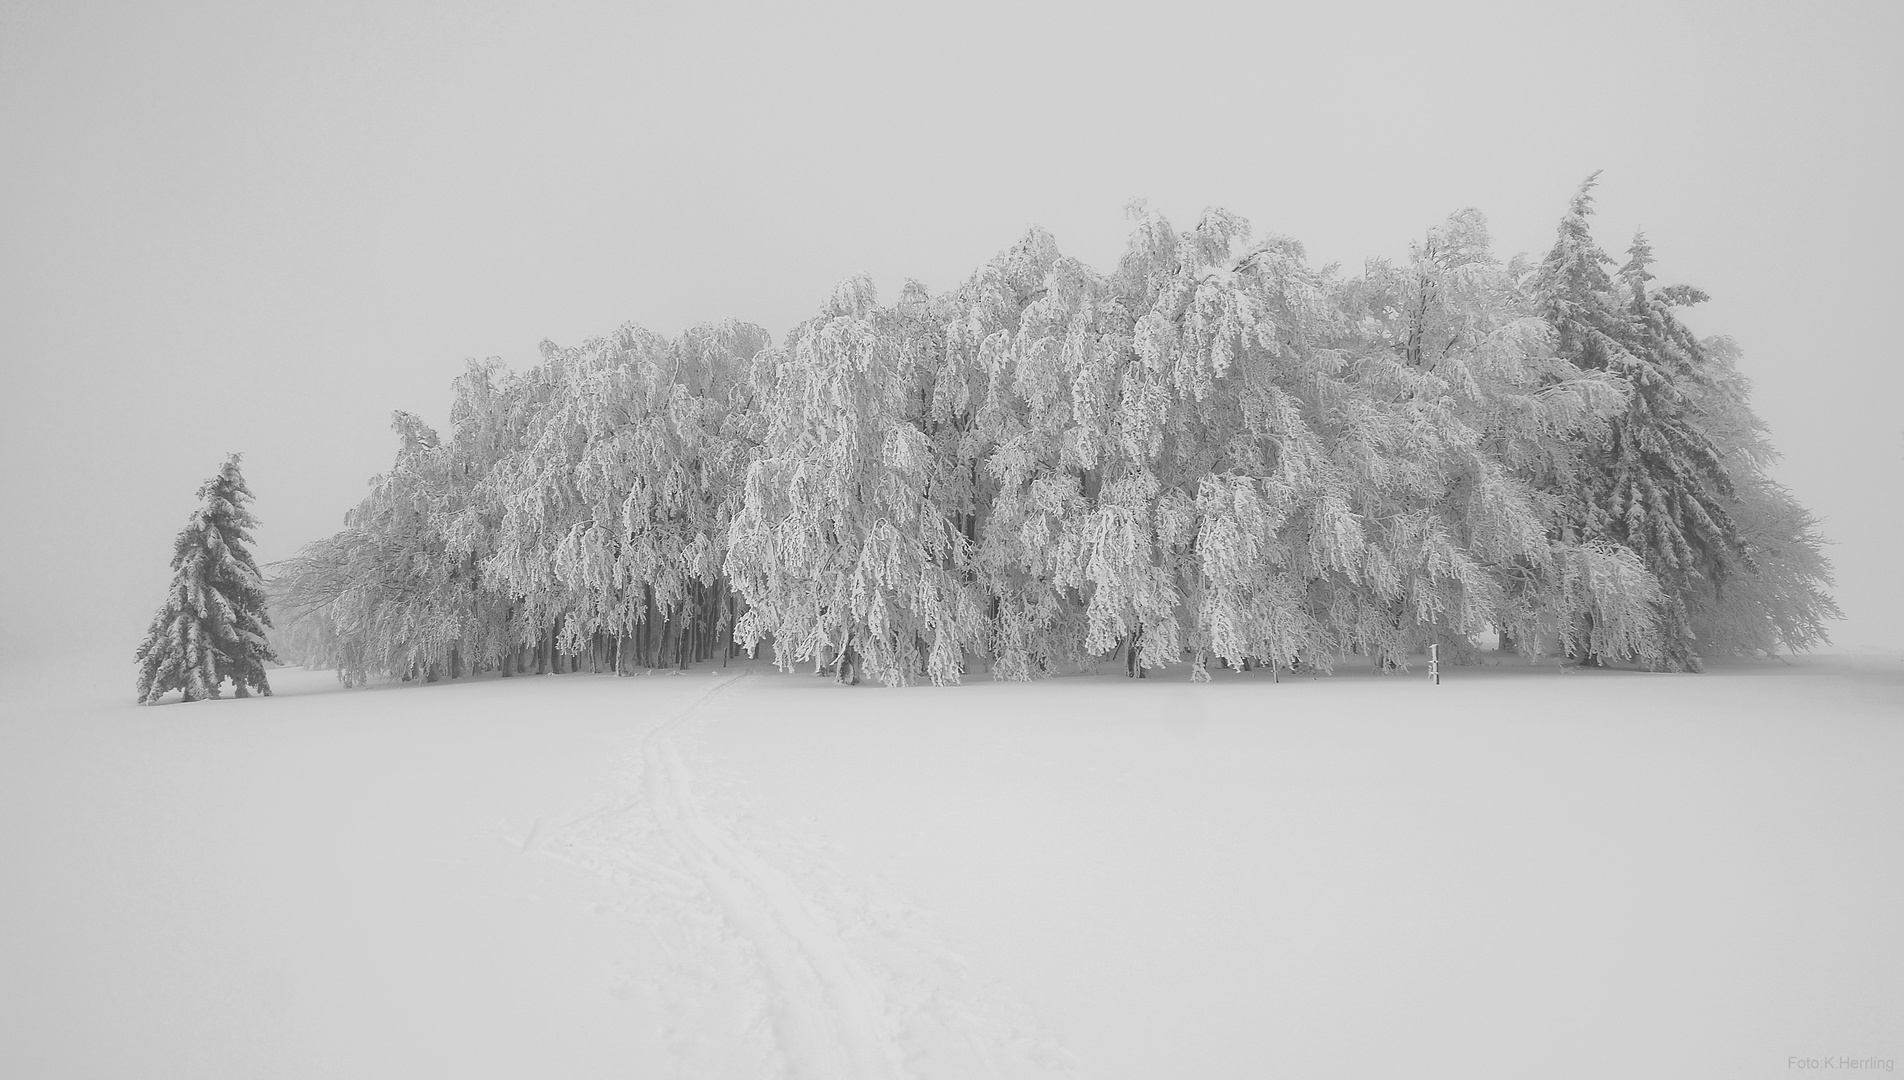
top-left (4, 0), bottom-right (1899, 671)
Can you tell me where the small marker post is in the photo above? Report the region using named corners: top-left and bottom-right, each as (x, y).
top-left (1429, 644), bottom-right (1441, 686)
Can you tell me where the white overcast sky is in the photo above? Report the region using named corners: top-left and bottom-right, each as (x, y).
top-left (3, 0), bottom-right (1899, 668)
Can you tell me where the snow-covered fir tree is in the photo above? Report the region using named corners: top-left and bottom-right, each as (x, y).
top-left (136, 454), bottom-right (278, 703)
top-left (1524, 176), bottom-right (1836, 667)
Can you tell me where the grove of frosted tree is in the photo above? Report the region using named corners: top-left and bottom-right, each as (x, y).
top-left (271, 181), bottom-right (1840, 686)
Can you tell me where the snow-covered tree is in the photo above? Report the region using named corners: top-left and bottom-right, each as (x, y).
top-left (1091, 206), bottom-right (1355, 677)
top-left (271, 415), bottom-right (470, 683)
top-left (136, 454), bottom-right (278, 703)
top-left (939, 228), bottom-right (1096, 679)
top-left (1336, 208), bottom-right (1659, 666)
top-left (277, 322), bottom-right (772, 685)
top-left (483, 321), bottom-right (766, 675)
top-left (727, 277), bottom-right (989, 685)
top-left (1531, 177), bottom-right (1749, 668)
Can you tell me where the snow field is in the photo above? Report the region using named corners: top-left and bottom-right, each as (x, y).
top-left (2, 654), bottom-right (1900, 1078)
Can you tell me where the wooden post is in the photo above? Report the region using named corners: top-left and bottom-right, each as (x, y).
top-left (1429, 643), bottom-right (1441, 686)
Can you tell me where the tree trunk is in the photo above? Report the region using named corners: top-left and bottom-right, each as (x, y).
top-left (642, 585), bottom-right (655, 668)
top-left (687, 584), bottom-right (699, 664)
top-left (719, 585), bottom-right (731, 666)
top-left (703, 583), bottom-right (716, 662)
top-left (836, 637), bottom-right (860, 685)
top-left (1125, 628), bottom-right (1145, 678)
top-left (694, 583), bottom-right (706, 663)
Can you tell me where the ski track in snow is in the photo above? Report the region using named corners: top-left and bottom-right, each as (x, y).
top-left (537, 667), bottom-right (1076, 1080)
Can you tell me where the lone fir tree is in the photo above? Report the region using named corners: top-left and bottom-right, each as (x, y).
top-left (135, 454), bottom-right (278, 703)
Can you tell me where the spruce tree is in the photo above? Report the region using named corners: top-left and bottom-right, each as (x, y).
top-left (135, 454), bottom-right (278, 703)
top-left (1532, 176), bottom-right (1746, 669)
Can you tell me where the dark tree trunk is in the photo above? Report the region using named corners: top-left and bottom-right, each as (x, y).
top-left (1125, 627), bottom-right (1145, 678)
top-left (836, 637), bottom-right (860, 685)
top-left (642, 585), bottom-right (655, 668)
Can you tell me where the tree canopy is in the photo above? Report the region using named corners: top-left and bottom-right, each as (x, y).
top-left (272, 185), bottom-right (1837, 685)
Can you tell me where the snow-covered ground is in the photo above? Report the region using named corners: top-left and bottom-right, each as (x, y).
top-left (3, 652), bottom-right (1900, 1079)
